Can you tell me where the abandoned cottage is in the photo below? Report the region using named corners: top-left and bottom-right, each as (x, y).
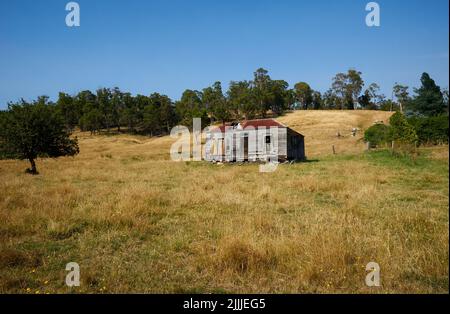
top-left (204, 119), bottom-right (305, 162)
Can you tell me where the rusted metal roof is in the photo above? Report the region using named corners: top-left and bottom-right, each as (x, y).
top-left (240, 119), bottom-right (285, 129)
top-left (209, 119), bottom-right (286, 133)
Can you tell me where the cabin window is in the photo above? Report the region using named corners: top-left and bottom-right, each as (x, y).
top-left (265, 135), bottom-right (271, 144)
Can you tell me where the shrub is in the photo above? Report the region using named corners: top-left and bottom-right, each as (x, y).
top-left (389, 112), bottom-right (418, 145)
top-left (364, 123), bottom-right (390, 147)
top-left (408, 115), bottom-right (449, 145)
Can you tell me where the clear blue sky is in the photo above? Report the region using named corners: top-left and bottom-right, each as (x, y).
top-left (0, 0), bottom-right (448, 108)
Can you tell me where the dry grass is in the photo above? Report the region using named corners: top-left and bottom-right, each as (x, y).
top-left (277, 110), bottom-right (394, 157)
top-left (0, 110), bottom-right (448, 294)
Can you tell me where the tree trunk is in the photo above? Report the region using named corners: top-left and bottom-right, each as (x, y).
top-left (27, 158), bottom-right (38, 175)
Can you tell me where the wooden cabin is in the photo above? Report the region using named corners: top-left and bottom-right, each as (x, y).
top-left (204, 119), bottom-right (305, 162)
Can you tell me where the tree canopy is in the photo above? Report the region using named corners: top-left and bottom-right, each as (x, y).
top-left (0, 99), bottom-right (79, 174)
top-left (408, 73), bottom-right (446, 116)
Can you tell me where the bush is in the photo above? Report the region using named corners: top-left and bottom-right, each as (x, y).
top-left (408, 115), bottom-right (449, 145)
top-left (389, 112), bottom-right (418, 145)
top-left (364, 123), bottom-right (390, 147)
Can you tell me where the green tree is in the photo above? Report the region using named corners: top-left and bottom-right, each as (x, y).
top-left (358, 90), bottom-right (371, 109)
top-left (0, 99), bottom-right (79, 174)
top-left (175, 89), bottom-right (207, 129)
top-left (284, 89), bottom-right (296, 110)
top-left (443, 88), bottom-right (449, 114)
top-left (379, 99), bottom-right (399, 112)
top-left (294, 82), bottom-right (313, 110)
top-left (227, 80), bottom-right (255, 119)
top-left (408, 115), bottom-right (449, 145)
top-left (409, 73), bottom-right (445, 116)
top-left (252, 68), bottom-right (273, 117)
top-left (111, 87), bottom-right (125, 132)
top-left (56, 92), bottom-right (80, 129)
top-left (389, 111), bottom-right (418, 145)
top-left (203, 82), bottom-right (230, 124)
top-left (392, 83), bottom-right (409, 113)
top-left (157, 94), bottom-right (177, 133)
top-left (331, 69), bottom-right (364, 109)
top-left (312, 91), bottom-right (323, 109)
top-left (79, 108), bottom-right (103, 134)
top-left (96, 88), bottom-right (114, 132)
top-left (347, 69), bottom-right (364, 110)
top-left (364, 123), bottom-right (390, 147)
top-left (323, 89), bottom-right (338, 109)
top-left (331, 72), bottom-right (348, 109)
top-left (366, 83), bottom-right (384, 109)
top-left (119, 92), bottom-right (141, 133)
top-left (269, 79), bottom-right (289, 115)
top-left (142, 93), bottom-right (176, 135)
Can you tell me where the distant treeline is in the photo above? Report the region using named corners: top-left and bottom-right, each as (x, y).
top-left (1, 68), bottom-right (449, 136)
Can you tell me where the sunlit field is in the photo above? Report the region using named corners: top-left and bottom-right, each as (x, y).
top-left (0, 110), bottom-right (448, 293)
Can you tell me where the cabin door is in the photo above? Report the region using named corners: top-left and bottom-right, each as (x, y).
top-left (244, 135), bottom-right (249, 161)
top-left (232, 134), bottom-right (237, 162)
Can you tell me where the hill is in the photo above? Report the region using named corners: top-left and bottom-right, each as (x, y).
top-left (0, 110), bottom-right (448, 294)
top-left (276, 110), bottom-right (394, 157)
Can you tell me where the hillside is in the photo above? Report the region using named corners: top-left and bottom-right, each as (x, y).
top-left (0, 110), bottom-right (448, 294)
top-left (276, 110), bottom-right (394, 157)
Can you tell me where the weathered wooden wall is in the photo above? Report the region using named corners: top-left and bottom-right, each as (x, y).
top-left (205, 126), bottom-right (304, 162)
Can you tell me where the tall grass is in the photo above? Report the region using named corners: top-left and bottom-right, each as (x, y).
top-left (0, 111), bottom-right (448, 293)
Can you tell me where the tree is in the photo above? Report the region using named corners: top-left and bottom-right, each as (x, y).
top-left (75, 90), bottom-right (97, 127)
top-left (269, 79), bottom-right (289, 115)
top-left (331, 69), bottom-right (364, 109)
top-left (331, 72), bottom-right (349, 109)
top-left (408, 115), bottom-right (449, 145)
top-left (443, 88), bottom-right (449, 114)
top-left (323, 89), bottom-right (338, 109)
top-left (389, 111), bottom-right (418, 145)
top-left (96, 88), bottom-right (114, 132)
top-left (79, 108), bottom-right (103, 134)
top-left (203, 82), bottom-right (230, 124)
top-left (284, 89), bottom-right (296, 110)
top-left (364, 83), bottom-right (384, 110)
top-left (157, 94), bottom-right (177, 133)
top-left (0, 99), bottom-right (79, 174)
top-left (56, 92), bottom-right (80, 129)
top-left (111, 87), bottom-right (125, 132)
top-left (410, 73), bottom-right (445, 116)
top-left (379, 99), bottom-right (399, 112)
top-left (392, 83), bottom-right (409, 113)
top-left (364, 123), bottom-right (390, 147)
top-left (143, 93), bottom-right (176, 135)
top-left (252, 68), bottom-right (273, 117)
top-left (358, 90), bottom-right (371, 109)
top-left (175, 89), bottom-right (207, 129)
top-left (294, 82), bottom-right (313, 110)
top-left (142, 100), bottom-right (160, 136)
top-left (312, 91), bottom-right (323, 109)
top-left (227, 80), bottom-right (255, 119)
top-left (119, 92), bottom-right (140, 133)
top-left (347, 69), bottom-right (364, 110)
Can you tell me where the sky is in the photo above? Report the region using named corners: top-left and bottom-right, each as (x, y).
top-left (0, 0), bottom-right (448, 108)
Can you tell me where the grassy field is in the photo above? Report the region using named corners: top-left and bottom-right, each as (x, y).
top-left (0, 110), bottom-right (448, 293)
